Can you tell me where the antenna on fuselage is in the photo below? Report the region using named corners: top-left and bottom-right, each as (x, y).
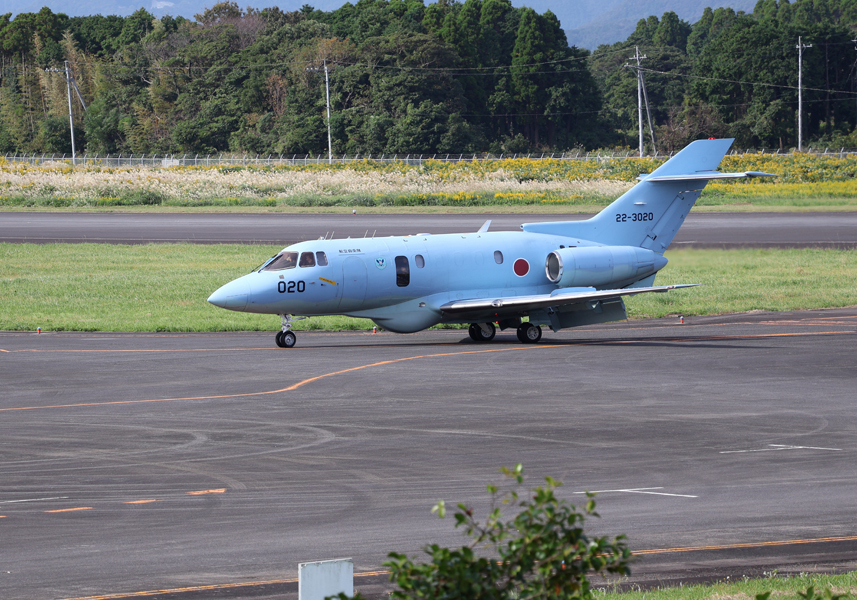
top-left (364, 230), bottom-right (368, 238)
top-left (372, 230), bottom-right (376, 238)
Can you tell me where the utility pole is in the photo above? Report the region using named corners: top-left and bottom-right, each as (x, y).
top-left (45, 61), bottom-right (79, 164)
top-left (323, 59), bottom-right (332, 164)
top-left (307, 59), bottom-right (334, 163)
top-left (852, 40), bottom-right (857, 127)
top-left (796, 36), bottom-right (812, 151)
top-left (631, 47), bottom-right (645, 157)
top-left (626, 47), bottom-right (655, 157)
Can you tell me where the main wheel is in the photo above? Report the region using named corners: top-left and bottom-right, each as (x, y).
top-left (468, 322), bottom-right (496, 342)
top-left (516, 322), bottom-right (542, 344)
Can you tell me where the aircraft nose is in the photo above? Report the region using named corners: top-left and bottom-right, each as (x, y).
top-left (208, 278), bottom-right (250, 311)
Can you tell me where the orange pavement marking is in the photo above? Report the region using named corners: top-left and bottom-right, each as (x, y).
top-left (2, 330), bottom-right (853, 415)
top-left (0, 346), bottom-right (538, 413)
top-left (44, 507), bottom-right (93, 513)
top-left (186, 489), bottom-right (226, 496)
top-left (123, 500), bottom-right (158, 504)
top-left (633, 534), bottom-right (857, 555)
top-left (57, 535), bottom-right (857, 600)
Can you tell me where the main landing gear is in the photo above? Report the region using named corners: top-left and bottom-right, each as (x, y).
top-left (516, 322), bottom-right (542, 344)
top-left (275, 314), bottom-right (299, 348)
top-left (468, 321), bottom-right (542, 344)
top-left (468, 322), bottom-right (496, 342)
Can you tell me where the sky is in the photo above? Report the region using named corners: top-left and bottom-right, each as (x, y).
top-left (1, 0), bottom-right (755, 49)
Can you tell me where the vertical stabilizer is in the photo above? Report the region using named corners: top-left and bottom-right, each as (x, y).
top-left (521, 138), bottom-right (739, 252)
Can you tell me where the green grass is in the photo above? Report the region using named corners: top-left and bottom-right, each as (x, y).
top-left (1, 244), bottom-right (855, 332)
top-left (598, 572), bottom-right (856, 600)
top-left (625, 248), bottom-right (857, 319)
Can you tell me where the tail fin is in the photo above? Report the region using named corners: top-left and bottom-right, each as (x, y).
top-left (522, 138), bottom-right (774, 253)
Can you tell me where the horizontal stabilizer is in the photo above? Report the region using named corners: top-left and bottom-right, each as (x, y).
top-left (640, 171), bottom-right (778, 182)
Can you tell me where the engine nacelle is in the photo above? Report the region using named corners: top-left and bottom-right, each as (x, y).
top-left (545, 246), bottom-right (667, 288)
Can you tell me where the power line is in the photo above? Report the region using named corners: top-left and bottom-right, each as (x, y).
top-left (638, 66), bottom-right (857, 97)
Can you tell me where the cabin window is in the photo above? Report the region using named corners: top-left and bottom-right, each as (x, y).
top-left (262, 251), bottom-right (298, 271)
top-left (395, 255), bottom-right (410, 287)
top-left (316, 251), bottom-right (328, 266)
top-left (299, 252), bottom-right (316, 267)
top-left (494, 250), bottom-right (504, 264)
top-left (415, 254), bottom-right (425, 268)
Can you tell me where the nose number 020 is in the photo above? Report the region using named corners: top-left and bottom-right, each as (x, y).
top-left (278, 280), bottom-right (305, 293)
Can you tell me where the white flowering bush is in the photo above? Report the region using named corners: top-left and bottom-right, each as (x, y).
top-left (0, 160), bottom-right (632, 207)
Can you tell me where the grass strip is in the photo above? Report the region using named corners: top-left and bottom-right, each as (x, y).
top-left (1, 244), bottom-right (854, 333)
top-left (597, 571), bottom-right (856, 600)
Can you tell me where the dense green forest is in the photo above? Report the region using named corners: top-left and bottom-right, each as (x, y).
top-left (1, 0), bottom-right (856, 156)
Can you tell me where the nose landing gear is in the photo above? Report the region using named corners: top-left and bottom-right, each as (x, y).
top-left (275, 314), bottom-right (302, 348)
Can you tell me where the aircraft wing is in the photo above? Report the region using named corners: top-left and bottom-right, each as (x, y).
top-left (439, 284), bottom-right (698, 317)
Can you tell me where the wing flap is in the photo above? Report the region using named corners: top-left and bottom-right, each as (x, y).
top-left (439, 284), bottom-right (698, 316)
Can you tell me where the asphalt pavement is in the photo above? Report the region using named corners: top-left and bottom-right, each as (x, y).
top-left (1, 310), bottom-right (856, 599)
top-left (2, 211), bottom-right (857, 247)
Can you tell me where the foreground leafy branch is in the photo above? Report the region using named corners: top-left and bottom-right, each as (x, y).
top-left (383, 464), bottom-right (631, 600)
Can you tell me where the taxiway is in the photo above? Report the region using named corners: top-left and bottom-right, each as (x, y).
top-left (1, 310), bottom-right (856, 599)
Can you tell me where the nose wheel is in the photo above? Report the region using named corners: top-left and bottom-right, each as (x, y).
top-left (275, 314), bottom-right (301, 348)
top-left (516, 322), bottom-right (542, 343)
top-left (275, 330), bottom-right (296, 348)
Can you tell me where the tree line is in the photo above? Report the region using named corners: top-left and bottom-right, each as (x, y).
top-left (1, 0), bottom-right (856, 157)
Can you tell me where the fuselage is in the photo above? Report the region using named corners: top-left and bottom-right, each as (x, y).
top-left (207, 230), bottom-right (665, 333)
top-left (207, 139), bottom-right (760, 346)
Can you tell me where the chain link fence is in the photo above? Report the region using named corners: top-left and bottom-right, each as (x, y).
top-left (4, 147), bottom-right (857, 167)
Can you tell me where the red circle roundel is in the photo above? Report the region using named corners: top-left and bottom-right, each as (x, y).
top-left (513, 258), bottom-right (530, 277)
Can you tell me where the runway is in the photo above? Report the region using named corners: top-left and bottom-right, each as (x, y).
top-left (2, 310), bottom-right (856, 599)
top-left (2, 211), bottom-right (857, 247)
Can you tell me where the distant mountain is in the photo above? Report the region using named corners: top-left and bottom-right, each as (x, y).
top-left (1, 0), bottom-right (757, 49)
top-left (562, 0), bottom-right (758, 48)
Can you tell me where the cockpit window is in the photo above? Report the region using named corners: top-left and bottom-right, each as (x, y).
top-left (316, 251), bottom-right (328, 266)
top-left (299, 252), bottom-right (316, 267)
top-left (261, 251), bottom-right (298, 271)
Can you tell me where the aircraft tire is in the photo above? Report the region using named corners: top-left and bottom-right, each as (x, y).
top-left (468, 322), bottom-right (496, 342)
top-left (282, 331), bottom-right (297, 348)
top-left (517, 323), bottom-right (542, 344)
top-left (275, 331), bottom-right (286, 347)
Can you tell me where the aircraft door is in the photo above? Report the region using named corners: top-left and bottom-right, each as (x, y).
top-left (339, 256), bottom-right (368, 310)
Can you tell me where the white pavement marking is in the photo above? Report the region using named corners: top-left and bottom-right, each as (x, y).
top-left (0, 496), bottom-right (70, 503)
top-left (720, 444), bottom-right (843, 454)
top-left (573, 487), bottom-right (697, 498)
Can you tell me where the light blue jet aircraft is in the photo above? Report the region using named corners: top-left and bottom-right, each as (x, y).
top-left (208, 138), bottom-right (773, 347)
